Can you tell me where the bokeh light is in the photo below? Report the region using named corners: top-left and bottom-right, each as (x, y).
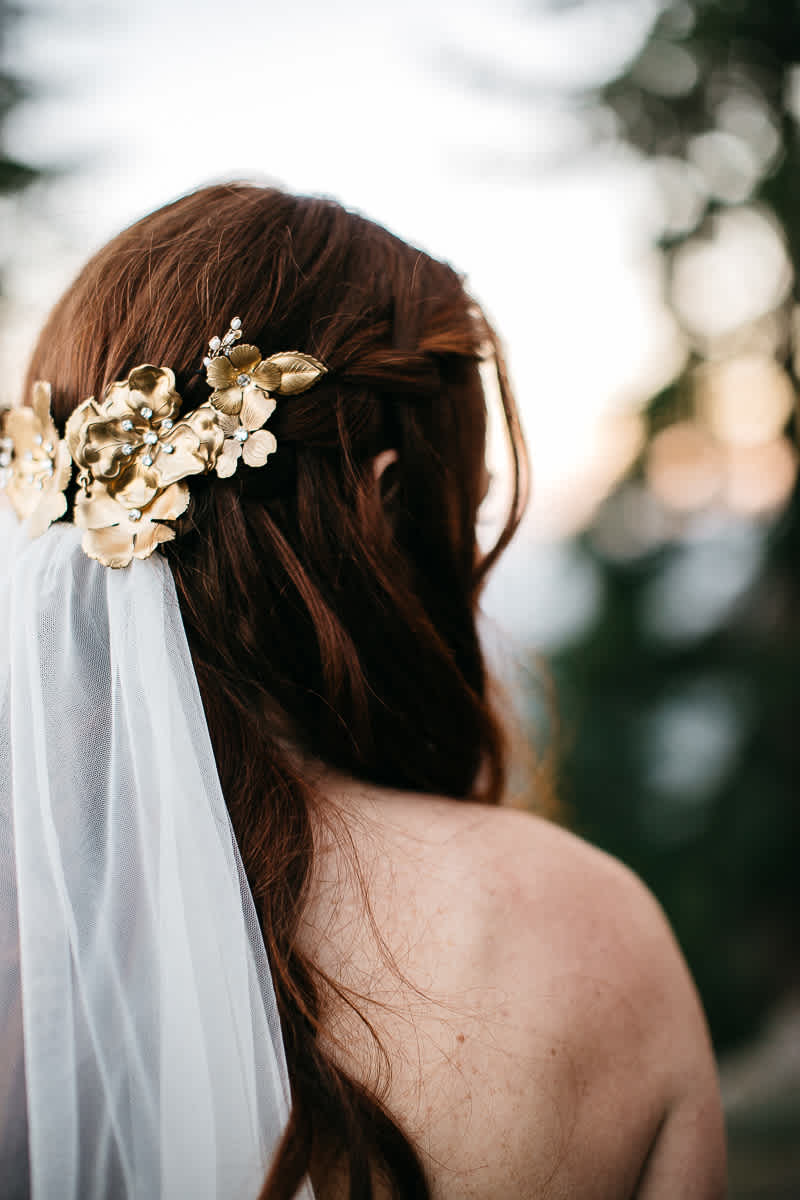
top-left (671, 207), bottom-right (793, 343)
top-left (646, 420), bottom-right (725, 512)
top-left (695, 354), bottom-right (795, 448)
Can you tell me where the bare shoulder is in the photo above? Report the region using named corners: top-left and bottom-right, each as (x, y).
top-left (301, 784), bottom-right (727, 1199)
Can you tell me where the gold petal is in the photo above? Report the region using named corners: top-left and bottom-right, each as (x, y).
top-left (209, 387), bottom-right (243, 416)
top-left (131, 522), bottom-right (175, 562)
top-left (215, 440), bottom-right (241, 478)
top-left (82, 527), bottom-right (135, 569)
top-left (75, 487), bottom-right (127, 531)
top-left (152, 435), bottom-right (203, 488)
top-left (228, 344), bottom-right (262, 372)
top-left (153, 407), bottom-right (224, 486)
top-left (115, 473), bottom-right (159, 510)
top-left (126, 365), bottom-right (180, 420)
top-left (101, 379), bottom-right (140, 421)
top-left (5, 406), bottom-right (37, 447)
top-left (146, 481), bottom-right (190, 521)
top-left (53, 441), bottom-right (73, 494)
top-left (31, 381), bottom-right (52, 428)
top-left (80, 416), bottom-right (149, 482)
top-left (215, 410), bottom-right (240, 436)
top-left (180, 404), bottom-right (226, 458)
top-left (242, 429), bottom-right (277, 469)
top-left (264, 352), bottom-right (327, 396)
top-left (27, 490), bottom-right (67, 539)
top-left (205, 358), bottom-right (237, 391)
top-left (66, 397), bottom-right (99, 465)
top-left (7, 480), bottom-right (38, 522)
top-left (240, 387), bottom-right (276, 431)
top-left (127, 364), bottom-right (174, 394)
top-left (252, 360), bottom-right (281, 391)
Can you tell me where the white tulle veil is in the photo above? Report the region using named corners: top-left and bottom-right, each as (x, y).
top-left (0, 502), bottom-right (313, 1199)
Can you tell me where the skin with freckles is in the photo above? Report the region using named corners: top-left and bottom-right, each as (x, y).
top-left (299, 777), bottom-right (728, 1200)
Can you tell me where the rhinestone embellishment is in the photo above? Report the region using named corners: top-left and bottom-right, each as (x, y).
top-left (206, 318), bottom-right (243, 364)
top-left (0, 318), bottom-right (327, 567)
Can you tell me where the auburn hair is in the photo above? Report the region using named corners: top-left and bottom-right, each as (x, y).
top-left (25, 182), bottom-right (528, 1198)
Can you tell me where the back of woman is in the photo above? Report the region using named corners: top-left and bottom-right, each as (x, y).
top-left (0, 183), bottom-right (725, 1198)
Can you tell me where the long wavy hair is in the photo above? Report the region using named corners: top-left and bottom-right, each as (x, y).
top-left (25, 182), bottom-right (528, 1199)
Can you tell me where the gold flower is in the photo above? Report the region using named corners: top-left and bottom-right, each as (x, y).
top-left (74, 480), bottom-right (190, 569)
top-left (66, 365), bottom-right (216, 490)
top-left (214, 409), bottom-right (278, 479)
top-left (1, 382), bottom-right (72, 536)
top-left (1, 328), bottom-right (327, 566)
top-left (66, 363), bottom-right (225, 567)
top-left (206, 345), bottom-right (326, 421)
top-left (67, 369), bottom-right (223, 500)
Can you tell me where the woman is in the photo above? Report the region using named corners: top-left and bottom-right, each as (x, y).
top-left (1, 183), bottom-right (726, 1198)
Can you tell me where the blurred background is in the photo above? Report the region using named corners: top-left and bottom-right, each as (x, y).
top-left (2, 0), bottom-right (798, 1193)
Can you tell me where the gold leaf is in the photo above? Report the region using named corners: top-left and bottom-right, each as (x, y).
top-left (264, 352), bottom-right (327, 396)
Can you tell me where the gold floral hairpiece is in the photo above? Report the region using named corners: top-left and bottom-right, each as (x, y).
top-left (0, 318), bottom-right (326, 567)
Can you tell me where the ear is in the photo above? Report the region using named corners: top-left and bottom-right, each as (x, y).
top-left (372, 448), bottom-right (398, 482)
top-left (371, 449), bottom-right (400, 520)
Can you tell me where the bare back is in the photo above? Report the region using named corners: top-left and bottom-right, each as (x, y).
top-left (298, 778), bottom-right (727, 1199)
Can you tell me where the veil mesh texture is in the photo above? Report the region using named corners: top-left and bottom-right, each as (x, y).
top-left (0, 506), bottom-right (312, 1199)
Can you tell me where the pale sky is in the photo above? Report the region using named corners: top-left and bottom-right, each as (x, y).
top-left (2, 0), bottom-right (678, 643)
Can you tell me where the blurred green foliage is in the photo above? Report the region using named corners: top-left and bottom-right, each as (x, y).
top-left (0, 3), bottom-right (39, 186)
top-left (547, 0), bottom-right (800, 1056)
top-left (0, 0), bottom-right (42, 290)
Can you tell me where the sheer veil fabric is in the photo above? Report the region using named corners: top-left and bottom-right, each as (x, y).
top-left (0, 505), bottom-right (313, 1199)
